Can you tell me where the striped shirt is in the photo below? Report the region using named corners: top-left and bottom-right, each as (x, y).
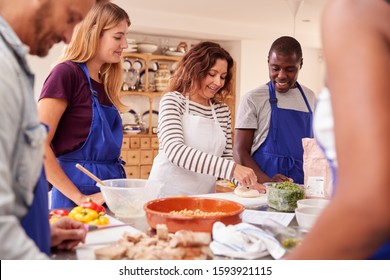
top-left (157, 91), bottom-right (236, 180)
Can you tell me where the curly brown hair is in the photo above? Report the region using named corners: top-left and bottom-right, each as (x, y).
top-left (167, 41), bottom-right (234, 103)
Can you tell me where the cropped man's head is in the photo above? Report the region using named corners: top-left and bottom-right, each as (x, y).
top-left (28, 0), bottom-right (98, 56)
top-left (267, 36), bottom-right (303, 93)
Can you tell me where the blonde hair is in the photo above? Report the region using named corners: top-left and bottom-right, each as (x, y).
top-left (59, 2), bottom-right (130, 112)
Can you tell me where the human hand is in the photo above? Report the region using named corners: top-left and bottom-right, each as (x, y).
top-left (248, 182), bottom-right (266, 194)
top-left (271, 174), bottom-right (293, 182)
top-left (79, 192), bottom-right (105, 206)
top-left (232, 164), bottom-right (257, 187)
top-left (50, 217), bottom-right (87, 250)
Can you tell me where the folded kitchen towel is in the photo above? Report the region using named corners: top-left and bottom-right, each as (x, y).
top-left (210, 222), bottom-right (286, 260)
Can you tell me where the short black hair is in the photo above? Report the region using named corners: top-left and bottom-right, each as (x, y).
top-left (268, 36), bottom-right (303, 60)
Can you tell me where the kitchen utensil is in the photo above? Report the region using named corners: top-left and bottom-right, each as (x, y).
top-left (295, 206), bottom-right (323, 229)
top-left (86, 223), bottom-right (134, 232)
top-left (144, 196), bottom-right (244, 233)
top-left (297, 198), bottom-right (330, 209)
top-left (96, 179), bottom-right (154, 218)
top-left (75, 163), bottom-right (106, 186)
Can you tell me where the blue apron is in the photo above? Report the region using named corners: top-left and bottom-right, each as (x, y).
top-left (1, 30), bottom-right (51, 255)
top-left (51, 63), bottom-right (125, 208)
top-left (21, 167), bottom-right (51, 256)
top-left (252, 82), bottom-right (313, 184)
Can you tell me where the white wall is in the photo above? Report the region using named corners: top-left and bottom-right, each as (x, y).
top-left (27, 43), bottom-right (66, 100)
top-left (28, 38), bottom-right (325, 107)
top-left (237, 40), bottom-right (324, 97)
top-left (27, 0), bottom-right (325, 105)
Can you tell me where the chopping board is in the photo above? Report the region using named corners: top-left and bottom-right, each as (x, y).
top-left (76, 215), bottom-right (141, 259)
top-left (194, 191), bottom-right (267, 208)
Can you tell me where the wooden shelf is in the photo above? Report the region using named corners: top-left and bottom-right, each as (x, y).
top-left (120, 52), bottom-right (236, 179)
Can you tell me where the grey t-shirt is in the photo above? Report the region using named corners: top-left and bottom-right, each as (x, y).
top-left (235, 83), bottom-right (316, 155)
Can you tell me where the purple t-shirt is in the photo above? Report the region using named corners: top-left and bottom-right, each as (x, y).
top-left (39, 61), bottom-right (113, 156)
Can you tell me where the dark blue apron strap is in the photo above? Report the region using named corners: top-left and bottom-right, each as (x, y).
top-left (78, 63), bottom-right (107, 142)
top-left (295, 81), bottom-right (313, 136)
top-left (268, 82), bottom-right (279, 144)
top-left (296, 82), bottom-right (313, 113)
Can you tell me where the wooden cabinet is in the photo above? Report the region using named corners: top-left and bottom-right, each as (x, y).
top-left (120, 52), bottom-right (236, 179)
top-left (120, 52), bottom-right (181, 179)
top-left (121, 134), bottom-right (158, 179)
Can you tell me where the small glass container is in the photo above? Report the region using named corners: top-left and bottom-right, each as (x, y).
top-left (155, 63), bottom-right (171, 92)
top-left (265, 182), bottom-right (305, 212)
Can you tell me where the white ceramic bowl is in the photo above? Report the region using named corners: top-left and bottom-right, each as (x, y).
top-left (137, 43), bottom-right (158, 54)
top-left (97, 179), bottom-right (152, 218)
top-left (297, 198), bottom-right (330, 209)
top-left (295, 206), bottom-right (324, 229)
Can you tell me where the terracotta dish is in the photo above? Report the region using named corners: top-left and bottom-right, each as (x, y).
top-left (144, 197), bottom-right (244, 233)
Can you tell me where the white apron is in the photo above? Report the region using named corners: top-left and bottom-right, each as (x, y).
top-left (148, 96), bottom-right (226, 197)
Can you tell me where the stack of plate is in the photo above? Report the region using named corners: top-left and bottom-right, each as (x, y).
top-left (137, 41), bottom-right (158, 54)
top-left (124, 38), bottom-right (137, 53)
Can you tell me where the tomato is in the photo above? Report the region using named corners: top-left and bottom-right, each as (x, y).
top-left (96, 204), bottom-right (106, 214)
top-left (80, 199), bottom-right (106, 214)
top-left (49, 209), bottom-right (69, 218)
top-left (49, 209), bottom-right (69, 222)
top-left (81, 199), bottom-right (99, 211)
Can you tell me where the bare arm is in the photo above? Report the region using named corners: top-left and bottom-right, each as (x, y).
top-left (233, 129), bottom-right (290, 183)
top-left (288, 0), bottom-right (390, 259)
top-left (38, 98), bottom-right (103, 206)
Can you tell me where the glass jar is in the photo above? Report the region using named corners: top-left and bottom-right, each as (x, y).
top-left (155, 63), bottom-right (171, 92)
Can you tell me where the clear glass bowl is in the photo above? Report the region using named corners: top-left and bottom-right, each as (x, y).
top-left (264, 182), bottom-right (305, 212)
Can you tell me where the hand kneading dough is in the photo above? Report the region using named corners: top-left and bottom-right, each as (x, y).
top-left (234, 186), bottom-right (261, 198)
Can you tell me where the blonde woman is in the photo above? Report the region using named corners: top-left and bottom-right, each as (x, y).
top-left (38, 2), bottom-right (130, 208)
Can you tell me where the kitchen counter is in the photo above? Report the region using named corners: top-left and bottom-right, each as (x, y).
top-left (51, 193), bottom-right (297, 260)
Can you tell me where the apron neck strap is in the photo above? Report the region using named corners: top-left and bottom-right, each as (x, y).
top-left (185, 95), bottom-right (218, 122)
top-left (79, 63), bottom-right (97, 97)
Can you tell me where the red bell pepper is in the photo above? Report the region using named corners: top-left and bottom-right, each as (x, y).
top-left (81, 198), bottom-right (105, 214)
top-left (49, 209), bottom-right (69, 218)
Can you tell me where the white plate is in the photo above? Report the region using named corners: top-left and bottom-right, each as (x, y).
top-left (132, 60), bottom-right (143, 71)
top-left (140, 69), bottom-right (156, 85)
top-left (124, 47), bottom-right (137, 52)
top-left (124, 130), bottom-right (141, 135)
top-left (142, 110), bottom-right (159, 127)
top-left (194, 192), bottom-right (267, 208)
top-left (124, 49), bottom-right (138, 53)
top-left (126, 38), bottom-right (137, 44)
top-left (122, 59), bottom-right (132, 71)
top-left (121, 109), bottom-right (137, 125)
top-left (149, 61), bottom-right (159, 71)
top-left (165, 50), bottom-right (185, 57)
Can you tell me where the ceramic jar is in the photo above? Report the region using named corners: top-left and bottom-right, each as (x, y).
top-left (155, 63), bottom-right (171, 92)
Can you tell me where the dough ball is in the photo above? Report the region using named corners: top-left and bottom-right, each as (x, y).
top-left (234, 186), bottom-right (261, 198)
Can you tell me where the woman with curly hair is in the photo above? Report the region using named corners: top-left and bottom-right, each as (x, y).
top-left (148, 41), bottom-right (258, 197)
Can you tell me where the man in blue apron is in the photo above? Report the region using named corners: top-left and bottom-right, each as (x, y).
top-left (234, 36), bottom-right (316, 185)
top-left (0, 0), bottom-right (95, 259)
